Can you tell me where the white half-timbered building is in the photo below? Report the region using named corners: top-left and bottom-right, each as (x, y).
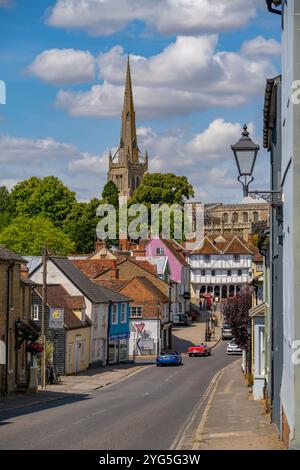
top-left (188, 235), bottom-right (257, 300)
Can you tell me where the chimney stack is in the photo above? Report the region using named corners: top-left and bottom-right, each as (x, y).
top-left (111, 260), bottom-right (119, 279)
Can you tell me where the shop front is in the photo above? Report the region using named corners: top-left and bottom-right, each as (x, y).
top-left (108, 332), bottom-right (130, 364)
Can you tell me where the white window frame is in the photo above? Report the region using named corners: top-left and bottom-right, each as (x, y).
top-left (111, 304), bottom-right (118, 325)
top-left (204, 255), bottom-right (211, 263)
top-left (121, 303), bottom-right (127, 323)
top-left (233, 254), bottom-right (240, 263)
top-left (33, 305), bottom-right (39, 321)
top-left (130, 306), bottom-right (143, 318)
top-left (156, 247), bottom-right (165, 255)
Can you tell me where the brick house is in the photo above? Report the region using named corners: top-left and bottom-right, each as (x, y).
top-left (0, 246), bottom-right (39, 396)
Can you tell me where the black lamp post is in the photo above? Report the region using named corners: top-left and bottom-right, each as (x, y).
top-left (231, 125), bottom-right (283, 209)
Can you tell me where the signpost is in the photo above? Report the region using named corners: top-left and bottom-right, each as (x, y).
top-left (49, 308), bottom-right (64, 330)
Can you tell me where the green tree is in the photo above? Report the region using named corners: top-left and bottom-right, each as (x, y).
top-left (0, 186), bottom-right (11, 232)
top-left (102, 181), bottom-right (119, 208)
top-left (0, 186), bottom-right (10, 212)
top-left (0, 216), bottom-right (75, 256)
top-left (64, 198), bottom-right (104, 253)
top-left (130, 173), bottom-right (194, 206)
top-left (9, 176), bottom-right (76, 227)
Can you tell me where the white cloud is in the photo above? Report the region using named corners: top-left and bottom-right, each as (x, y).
top-left (68, 151), bottom-right (108, 175)
top-left (241, 36), bottom-right (281, 58)
top-left (27, 49), bottom-right (96, 85)
top-left (185, 119), bottom-right (251, 159)
top-left (0, 134), bottom-right (82, 163)
top-left (56, 36), bottom-right (276, 119)
top-left (47, 0), bottom-right (261, 36)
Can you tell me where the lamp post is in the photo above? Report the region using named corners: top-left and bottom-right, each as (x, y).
top-left (231, 125), bottom-right (283, 211)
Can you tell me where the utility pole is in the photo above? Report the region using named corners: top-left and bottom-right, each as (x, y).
top-left (41, 246), bottom-right (47, 389)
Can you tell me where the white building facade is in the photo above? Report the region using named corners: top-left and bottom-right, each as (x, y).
top-left (188, 236), bottom-right (254, 300)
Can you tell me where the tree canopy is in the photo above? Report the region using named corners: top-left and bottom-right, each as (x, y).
top-left (0, 216), bottom-right (75, 256)
top-left (63, 198), bottom-right (103, 254)
top-left (130, 173), bottom-right (194, 206)
top-left (9, 176), bottom-right (76, 227)
top-left (102, 181), bottom-right (119, 208)
top-left (223, 287), bottom-right (252, 349)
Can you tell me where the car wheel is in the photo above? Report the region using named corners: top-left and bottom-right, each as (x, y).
top-left (189, 354), bottom-right (192, 357)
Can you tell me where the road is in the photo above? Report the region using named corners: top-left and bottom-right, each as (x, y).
top-left (0, 341), bottom-right (235, 450)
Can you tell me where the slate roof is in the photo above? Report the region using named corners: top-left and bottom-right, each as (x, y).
top-left (50, 257), bottom-right (131, 304)
top-left (0, 246), bottom-right (27, 263)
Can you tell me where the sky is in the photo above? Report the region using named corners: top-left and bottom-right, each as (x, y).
top-left (0, 0), bottom-right (281, 203)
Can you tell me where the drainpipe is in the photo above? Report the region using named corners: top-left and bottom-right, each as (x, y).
top-left (106, 301), bottom-right (112, 365)
top-left (5, 261), bottom-right (14, 395)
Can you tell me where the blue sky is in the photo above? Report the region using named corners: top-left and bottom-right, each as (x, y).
top-left (0, 0), bottom-right (281, 202)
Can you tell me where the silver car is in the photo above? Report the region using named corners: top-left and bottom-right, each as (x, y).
top-left (227, 340), bottom-right (242, 355)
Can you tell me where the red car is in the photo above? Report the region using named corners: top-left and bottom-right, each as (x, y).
top-left (187, 344), bottom-right (211, 357)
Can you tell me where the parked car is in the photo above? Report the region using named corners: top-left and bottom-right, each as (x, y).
top-left (222, 323), bottom-right (233, 340)
top-left (156, 351), bottom-right (183, 366)
top-left (187, 344), bottom-right (211, 357)
top-left (227, 340), bottom-right (242, 355)
top-left (178, 314), bottom-right (191, 326)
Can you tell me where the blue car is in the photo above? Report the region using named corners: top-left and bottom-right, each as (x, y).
top-left (156, 350), bottom-right (183, 367)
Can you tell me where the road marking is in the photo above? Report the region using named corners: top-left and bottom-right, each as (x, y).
top-left (169, 368), bottom-right (223, 450)
top-left (192, 361), bottom-right (240, 450)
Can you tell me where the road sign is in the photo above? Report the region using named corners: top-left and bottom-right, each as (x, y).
top-left (49, 308), bottom-right (64, 329)
top-left (135, 323), bottom-right (145, 333)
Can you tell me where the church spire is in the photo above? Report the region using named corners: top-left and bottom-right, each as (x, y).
top-left (120, 56), bottom-right (139, 163)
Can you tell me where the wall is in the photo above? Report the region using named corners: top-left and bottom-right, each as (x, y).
top-left (65, 328), bottom-right (91, 374)
top-left (281, 0), bottom-right (300, 449)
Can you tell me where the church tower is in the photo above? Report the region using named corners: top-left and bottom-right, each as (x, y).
top-left (108, 57), bottom-right (148, 205)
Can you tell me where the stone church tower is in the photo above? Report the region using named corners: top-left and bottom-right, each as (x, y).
top-left (108, 57), bottom-right (148, 205)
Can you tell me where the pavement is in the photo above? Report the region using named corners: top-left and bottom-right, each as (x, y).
top-left (192, 359), bottom-right (285, 450)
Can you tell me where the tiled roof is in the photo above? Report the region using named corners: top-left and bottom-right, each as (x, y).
top-left (191, 237), bottom-right (221, 255)
top-left (0, 246), bottom-right (27, 263)
top-left (50, 257), bottom-right (131, 304)
top-left (161, 239), bottom-right (189, 266)
top-left (35, 284), bottom-right (90, 330)
top-left (223, 236), bottom-right (254, 255)
top-left (121, 276), bottom-right (170, 303)
top-left (93, 279), bottom-right (128, 292)
top-left (132, 259), bottom-right (157, 274)
top-left (72, 259), bottom-right (117, 279)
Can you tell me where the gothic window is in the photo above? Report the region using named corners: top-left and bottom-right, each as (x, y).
top-left (136, 176), bottom-right (140, 188)
top-left (253, 211), bottom-right (259, 223)
top-left (223, 213), bottom-right (228, 224)
top-left (232, 212), bottom-right (238, 224)
top-left (126, 112), bottom-right (130, 121)
top-left (243, 212), bottom-right (249, 223)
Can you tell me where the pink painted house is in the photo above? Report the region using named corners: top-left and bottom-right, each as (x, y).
top-left (144, 239), bottom-right (191, 319)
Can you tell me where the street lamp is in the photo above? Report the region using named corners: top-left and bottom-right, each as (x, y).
top-left (231, 125), bottom-right (283, 209)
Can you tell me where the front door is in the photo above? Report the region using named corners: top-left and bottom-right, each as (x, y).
top-left (75, 337), bottom-right (81, 372)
